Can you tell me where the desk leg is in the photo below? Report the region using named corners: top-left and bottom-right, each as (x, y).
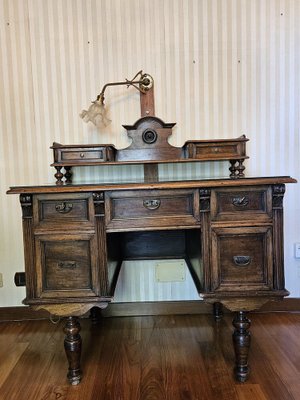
top-left (63, 316), bottom-right (82, 385)
top-left (232, 311), bottom-right (251, 382)
top-left (90, 306), bottom-right (102, 325)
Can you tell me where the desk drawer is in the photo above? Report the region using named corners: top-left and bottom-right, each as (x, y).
top-left (211, 186), bottom-right (272, 221)
top-left (211, 226), bottom-right (273, 292)
top-left (106, 189), bottom-right (200, 231)
top-left (33, 193), bottom-right (95, 229)
top-left (61, 149), bottom-right (105, 162)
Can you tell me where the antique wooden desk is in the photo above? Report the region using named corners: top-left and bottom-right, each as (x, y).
top-left (8, 90), bottom-right (296, 385)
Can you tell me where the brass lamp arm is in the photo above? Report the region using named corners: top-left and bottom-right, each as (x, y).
top-left (96, 70), bottom-right (153, 103)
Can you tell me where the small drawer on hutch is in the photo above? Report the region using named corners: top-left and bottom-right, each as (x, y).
top-left (211, 186), bottom-right (272, 221)
top-left (61, 149), bottom-right (105, 162)
top-left (106, 189), bottom-right (200, 231)
top-left (184, 137), bottom-right (248, 160)
top-left (35, 234), bottom-right (99, 298)
top-left (33, 193), bottom-right (95, 228)
top-left (211, 226), bottom-right (273, 292)
top-left (51, 143), bottom-right (115, 164)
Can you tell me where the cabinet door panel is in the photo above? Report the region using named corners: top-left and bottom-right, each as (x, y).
top-left (35, 234), bottom-right (100, 298)
top-left (211, 226), bottom-right (273, 292)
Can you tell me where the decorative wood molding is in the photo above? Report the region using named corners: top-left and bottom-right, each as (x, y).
top-left (1, 299), bottom-right (300, 321)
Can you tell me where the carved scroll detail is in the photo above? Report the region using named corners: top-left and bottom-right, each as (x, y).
top-left (272, 184), bottom-right (286, 209)
top-left (93, 192), bottom-right (105, 216)
top-left (199, 189), bottom-right (211, 212)
top-left (20, 194), bottom-right (33, 218)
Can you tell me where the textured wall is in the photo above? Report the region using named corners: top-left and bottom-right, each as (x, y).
top-left (0, 0), bottom-right (299, 306)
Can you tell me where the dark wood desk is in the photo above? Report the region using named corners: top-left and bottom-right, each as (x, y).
top-left (7, 97), bottom-right (297, 384)
top-left (8, 176), bottom-right (295, 385)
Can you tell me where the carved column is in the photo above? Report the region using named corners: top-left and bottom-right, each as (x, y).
top-left (232, 311), bottom-right (251, 382)
top-left (20, 194), bottom-right (35, 299)
top-left (272, 184), bottom-right (285, 290)
top-left (213, 302), bottom-right (223, 321)
top-left (93, 192), bottom-right (108, 296)
top-left (63, 317), bottom-right (82, 385)
top-left (200, 189), bottom-right (212, 292)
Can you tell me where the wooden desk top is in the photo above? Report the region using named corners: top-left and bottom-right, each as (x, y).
top-left (7, 176), bottom-right (297, 195)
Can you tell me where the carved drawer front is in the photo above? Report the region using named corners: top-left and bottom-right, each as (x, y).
top-left (35, 234), bottom-right (99, 298)
top-left (211, 186), bottom-right (272, 221)
top-left (106, 189), bottom-right (200, 231)
top-left (211, 226), bottom-right (273, 292)
top-left (33, 193), bottom-right (95, 228)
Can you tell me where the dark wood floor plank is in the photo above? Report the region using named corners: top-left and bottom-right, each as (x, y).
top-left (0, 313), bottom-right (300, 399)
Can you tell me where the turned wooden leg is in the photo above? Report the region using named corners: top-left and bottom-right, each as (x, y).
top-left (213, 302), bottom-right (223, 321)
top-left (63, 317), bottom-right (82, 385)
top-left (232, 311), bottom-right (251, 382)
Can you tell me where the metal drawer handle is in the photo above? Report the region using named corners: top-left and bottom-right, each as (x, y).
top-left (55, 202), bottom-right (73, 213)
top-left (58, 261), bottom-right (77, 269)
top-left (143, 199), bottom-right (161, 210)
top-left (232, 196), bottom-right (249, 207)
top-left (233, 256), bottom-right (251, 267)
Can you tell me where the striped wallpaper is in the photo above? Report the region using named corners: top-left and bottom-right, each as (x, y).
top-left (0, 0), bottom-right (299, 306)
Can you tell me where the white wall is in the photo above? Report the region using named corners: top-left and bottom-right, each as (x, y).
top-left (0, 0), bottom-right (299, 306)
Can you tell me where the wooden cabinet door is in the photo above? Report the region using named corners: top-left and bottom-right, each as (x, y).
top-left (35, 234), bottom-right (101, 299)
top-left (211, 226), bottom-right (273, 292)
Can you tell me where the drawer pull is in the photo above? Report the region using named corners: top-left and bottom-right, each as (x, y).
top-left (233, 256), bottom-right (251, 267)
top-left (143, 199), bottom-right (161, 210)
top-left (232, 196), bottom-right (249, 207)
top-left (58, 261), bottom-right (77, 269)
top-left (55, 202), bottom-right (73, 213)
top-left (80, 153), bottom-right (85, 158)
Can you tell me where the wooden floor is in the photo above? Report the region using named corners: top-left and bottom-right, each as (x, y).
top-left (0, 312), bottom-right (300, 400)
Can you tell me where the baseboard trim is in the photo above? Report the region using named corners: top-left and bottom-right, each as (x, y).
top-left (1, 298), bottom-right (300, 322)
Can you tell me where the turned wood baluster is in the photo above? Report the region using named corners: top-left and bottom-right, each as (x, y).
top-left (63, 317), bottom-right (82, 385)
top-left (54, 166), bottom-right (64, 185)
top-left (237, 159), bottom-right (246, 177)
top-left (229, 160), bottom-right (237, 178)
top-left (232, 311), bottom-right (251, 382)
top-left (64, 166), bottom-right (73, 184)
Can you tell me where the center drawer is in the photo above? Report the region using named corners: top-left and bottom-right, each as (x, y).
top-left (105, 189), bottom-right (200, 231)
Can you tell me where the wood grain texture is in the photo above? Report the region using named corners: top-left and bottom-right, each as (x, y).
top-left (1, 313), bottom-right (300, 399)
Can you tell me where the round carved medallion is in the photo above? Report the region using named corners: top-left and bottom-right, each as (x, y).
top-left (142, 128), bottom-right (157, 144)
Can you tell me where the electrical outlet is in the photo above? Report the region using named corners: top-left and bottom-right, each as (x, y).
top-left (295, 243), bottom-right (300, 259)
top-left (0, 273), bottom-right (3, 288)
